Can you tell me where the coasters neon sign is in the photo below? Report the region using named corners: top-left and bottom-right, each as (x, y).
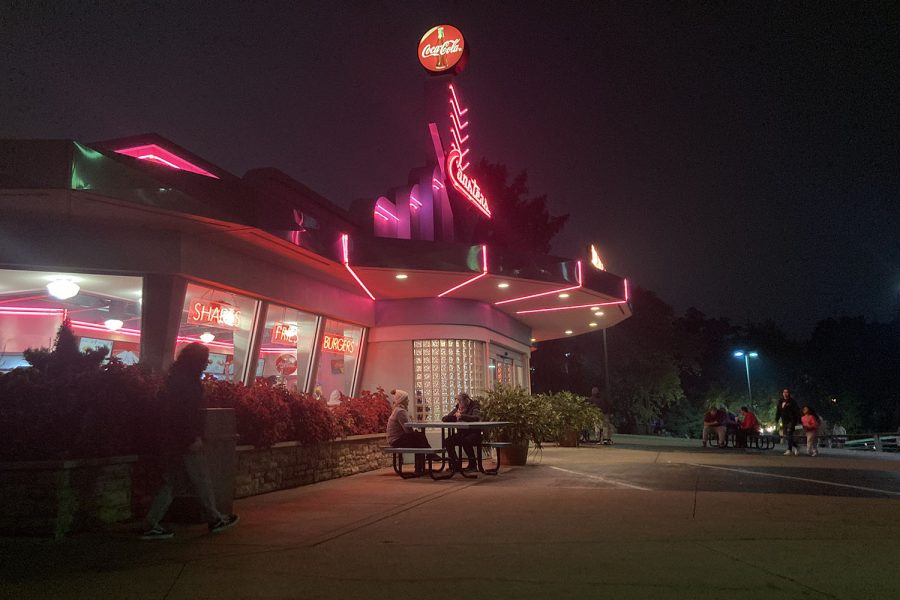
top-left (445, 84), bottom-right (491, 218)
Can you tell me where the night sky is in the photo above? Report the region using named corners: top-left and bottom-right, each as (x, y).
top-left (2, 2), bottom-right (898, 338)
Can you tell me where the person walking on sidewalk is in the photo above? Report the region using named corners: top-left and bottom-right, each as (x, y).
top-left (140, 343), bottom-right (239, 540)
top-left (801, 405), bottom-right (821, 456)
top-left (776, 388), bottom-right (801, 456)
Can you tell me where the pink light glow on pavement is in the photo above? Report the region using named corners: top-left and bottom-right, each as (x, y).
top-left (495, 261), bottom-right (583, 305)
top-left (341, 234), bottom-right (376, 301)
top-left (437, 245), bottom-right (488, 298)
top-left (113, 144), bottom-right (219, 178)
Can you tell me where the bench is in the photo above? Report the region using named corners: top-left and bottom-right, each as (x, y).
top-left (706, 431), bottom-right (777, 450)
top-left (381, 447), bottom-right (448, 479)
top-left (480, 441), bottom-right (512, 475)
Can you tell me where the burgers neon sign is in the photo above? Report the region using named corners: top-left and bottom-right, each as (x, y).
top-left (322, 334), bottom-right (355, 354)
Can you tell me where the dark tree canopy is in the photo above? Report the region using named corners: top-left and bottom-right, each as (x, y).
top-left (466, 159), bottom-right (569, 254)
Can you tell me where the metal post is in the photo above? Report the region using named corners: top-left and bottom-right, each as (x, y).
top-left (602, 328), bottom-right (610, 403)
top-left (743, 354), bottom-right (752, 405)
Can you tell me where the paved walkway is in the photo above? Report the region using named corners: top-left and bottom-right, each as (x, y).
top-left (2, 437), bottom-right (898, 599)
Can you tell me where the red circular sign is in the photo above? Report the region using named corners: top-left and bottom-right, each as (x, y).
top-left (418, 25), bottom-right (465, 73)
top-left (275, 353), bottom-right (297, 376)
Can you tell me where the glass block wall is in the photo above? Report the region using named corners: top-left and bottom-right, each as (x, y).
top-left (413, 339), bottom-right (486, 419)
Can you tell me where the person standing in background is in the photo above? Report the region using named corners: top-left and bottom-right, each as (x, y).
top-left (776, 388), bottom-right (801, 456)
top-left (801, 405), bottom-right (821, 456)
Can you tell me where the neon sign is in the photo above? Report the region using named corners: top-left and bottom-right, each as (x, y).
top-left (113, 144), bottom-right (219, 179)
top-left (322, 334), bottom-right (355, 354)
top-left (271, 322), bottom-right (298, 345)
top-left (187, 299), bottom-right (240, 328)
top-left (445, 84), bottom-right (491, 218)
top-left (418, 25), bottom-right (465, 73)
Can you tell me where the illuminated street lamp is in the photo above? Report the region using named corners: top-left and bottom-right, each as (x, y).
top-left (733, 350), bottom-right (759, 405)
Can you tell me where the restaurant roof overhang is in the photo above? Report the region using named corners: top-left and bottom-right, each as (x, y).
top-left (336, 236), bottom-right (631, 342)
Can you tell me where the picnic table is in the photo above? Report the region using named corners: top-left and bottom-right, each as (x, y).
top-left (396, 421), bottom-right (512, 479)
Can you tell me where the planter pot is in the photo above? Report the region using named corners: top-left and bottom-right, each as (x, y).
top-left (558, 429), bottom-right (580, 447)
top-left (498, 440), bottom-right (530, 466)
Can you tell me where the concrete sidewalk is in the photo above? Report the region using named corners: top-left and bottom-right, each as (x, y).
top-left (2, 438), bottom-right (898, 599)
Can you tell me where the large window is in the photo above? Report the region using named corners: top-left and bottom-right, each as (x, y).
top-left (254, 303), bottom-right (319, 392)
top-left (413, 339), bottom-right (486, 418)
top-left (0, 269), bottom-right (143, 372)
top-left (313, 318), bottom-right (363, 403)
top-left (176, 283), bottom-right (258, 382)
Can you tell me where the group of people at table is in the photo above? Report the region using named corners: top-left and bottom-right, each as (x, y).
top-left (702, 388), bottom-right (824, 456)
top-left (386, 388), bottom-right (484, 475)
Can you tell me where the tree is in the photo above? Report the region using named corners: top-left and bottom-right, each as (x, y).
top-left (464, 159), bottom-right (569, 254)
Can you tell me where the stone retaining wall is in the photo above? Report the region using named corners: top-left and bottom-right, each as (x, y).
top-left (0, 456), bottom-right (136, 539)
top-left (235, 434), bottom-right (390, 498)
top-left (1, 435), bottom-right (390, 537)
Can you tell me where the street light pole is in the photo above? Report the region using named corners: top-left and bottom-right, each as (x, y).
top-left (733, 350), bottom-right (759, 406)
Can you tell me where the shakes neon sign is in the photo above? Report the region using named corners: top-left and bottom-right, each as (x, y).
top-left (445, 84), bottom-right (491, 218)
top-left (322, 334), bottom-right (355, 354)
top-left (418, 25), bottom-right (465, 73)
top-left (187, 299), bottom-right (240, 328)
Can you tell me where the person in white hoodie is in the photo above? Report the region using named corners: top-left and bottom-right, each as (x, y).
top-left (386, 389), bottom-right (434, 473)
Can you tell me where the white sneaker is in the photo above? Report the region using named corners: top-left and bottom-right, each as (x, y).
top-left (811, 450), bottom-right (818, 457)
top-left (783, 450), bottom-right (792, 455)
top-left (792, 447), bottom-right (799, 456)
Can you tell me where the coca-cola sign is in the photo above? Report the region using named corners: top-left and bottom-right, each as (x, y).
top-left (418, 25), bottom-right (465, 73)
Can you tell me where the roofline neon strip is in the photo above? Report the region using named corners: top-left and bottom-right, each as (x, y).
top-left (437, 245), bottom-right (488, 298)
top-left (341, 234), bottom-right (376, 301)
top-left (514, 299), bottom-right (628, 315)
top-left (495, 261), bottom-right (583, 305)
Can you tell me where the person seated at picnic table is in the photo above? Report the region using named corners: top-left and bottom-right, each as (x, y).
top-left (735, 406), bottom-right (760, 448)
top-left (442, 392), bottom-right (482, 472)
top-left (702, 405), bottom-right (726, 448)
top-left (386, 389), bottom-right (435, 473)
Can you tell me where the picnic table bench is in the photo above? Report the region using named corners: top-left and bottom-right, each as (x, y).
top-left (381, 447), bottom-right (449, 479)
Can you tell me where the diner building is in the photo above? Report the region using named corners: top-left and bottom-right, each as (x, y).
top-left (0, 34), bottom-right (631, 419)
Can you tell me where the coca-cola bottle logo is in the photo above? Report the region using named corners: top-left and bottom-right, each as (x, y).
top-left (418, 25), bottom-right (465, 73)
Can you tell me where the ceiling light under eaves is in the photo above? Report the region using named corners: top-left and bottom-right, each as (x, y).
top-left (104, 319), bottom-right (124, 331)
top-left (47, 278), bottom-right (80, 300)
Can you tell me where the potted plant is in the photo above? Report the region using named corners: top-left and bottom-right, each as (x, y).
top-left (547, 391), bottom-right (603, 447)
top-left (480, 385), bottom-right (553, 465)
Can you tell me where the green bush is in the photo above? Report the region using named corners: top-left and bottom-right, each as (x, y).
top-left (480, 385), bottom-right (553, 447)
top-left (546, 390), bottom-right (603, 439)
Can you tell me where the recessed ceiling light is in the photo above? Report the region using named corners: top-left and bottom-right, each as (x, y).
top-left (596, 311), bottom-right (604, 316)
top-left (591, 306), bottom-right (601, 311)
top-left (46, 278), bottom-right (80, 300)
top-left (497, 282), bottom-right (510, 288)
top-left (589, 322), bottom-right (598, 327)
top-left (395, 273), bottom-right (408, 280)
top-left (565, 330), bottom-right (573, 335)
top-left (558, 293), bottom-right (570, 299)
